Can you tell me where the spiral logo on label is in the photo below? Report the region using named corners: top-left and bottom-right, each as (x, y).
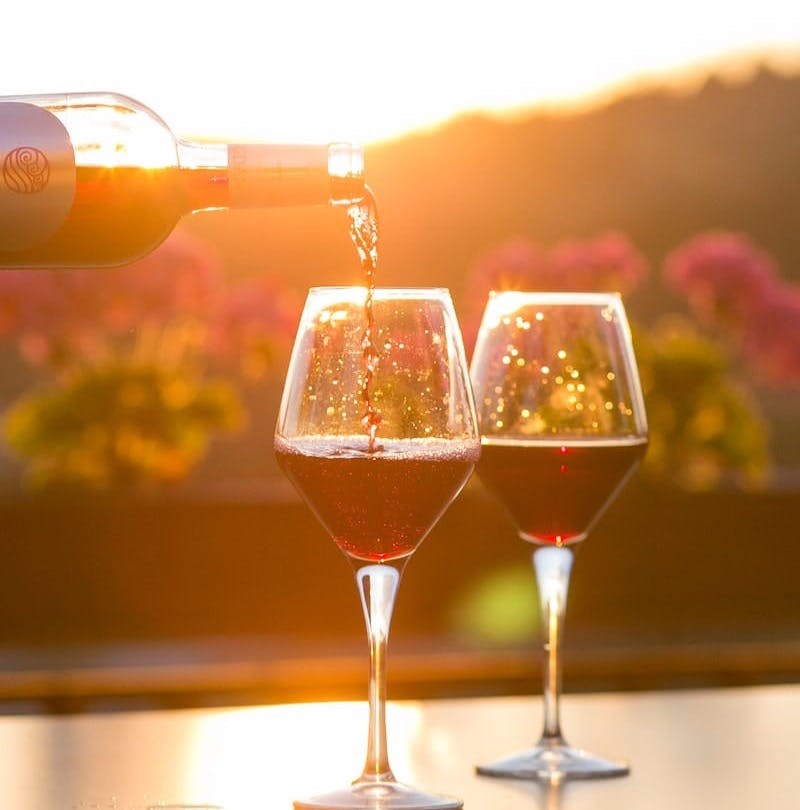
top-left (2, 146), bottom-right (50, 193)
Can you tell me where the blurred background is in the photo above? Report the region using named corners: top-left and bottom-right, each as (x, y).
top-left (0, 1), bottom-right (798, 711)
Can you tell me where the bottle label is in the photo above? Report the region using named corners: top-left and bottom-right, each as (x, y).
top-left (228, 144), bottom-right (329, 206)
top-left (0, 102), bottom-right (76, 251)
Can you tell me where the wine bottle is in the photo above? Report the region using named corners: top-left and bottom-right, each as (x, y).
top-left (0, 92), bottom-right (365, 268)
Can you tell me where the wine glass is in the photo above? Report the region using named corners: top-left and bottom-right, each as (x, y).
top-left (275, 286), bottom-right (480, 809)
top-left (469, 291), bottom-right (648, 782)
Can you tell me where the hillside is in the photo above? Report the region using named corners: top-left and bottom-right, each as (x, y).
top-left (184, 65), bottom-right (800, 320)
top-left (178, 66), bottom-right (800, 478)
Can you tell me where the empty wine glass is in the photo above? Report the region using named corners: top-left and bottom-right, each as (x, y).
top-left (275, 286), bottom-right (480, 809)
top-left (470, 291), bottom-right (648, 781)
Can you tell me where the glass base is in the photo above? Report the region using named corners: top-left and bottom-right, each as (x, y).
top-left (294, 780), bottom-right (462, 810)
top-left (476, 740), bottom-right (629, 782)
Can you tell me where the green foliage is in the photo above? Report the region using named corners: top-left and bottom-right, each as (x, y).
top-left (4, 361), bottom-right (242, 493)
top-left (0, 232), bottom-right (296, 493)
top-left (635, 317), bottom-right (770, 490)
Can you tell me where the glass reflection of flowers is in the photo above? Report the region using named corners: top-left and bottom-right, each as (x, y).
top-left (465, 229), bottom-right (798, 491)
top-left (0, 231), bottom-right (297, 492)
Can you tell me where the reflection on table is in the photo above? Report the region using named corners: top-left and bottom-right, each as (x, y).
top-left (2, 683), bottom-right (796, 809)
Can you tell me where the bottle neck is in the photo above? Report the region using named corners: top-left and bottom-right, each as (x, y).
top-left (177, 140), bottom-right (364, 211)
top-left (177, 139), bottom-right (228, 169)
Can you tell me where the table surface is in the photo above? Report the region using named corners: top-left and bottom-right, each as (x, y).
top-left (5, 682), bottom-right (797, 810)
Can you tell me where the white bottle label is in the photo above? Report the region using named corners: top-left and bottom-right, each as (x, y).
top-left (0, 102), bottom-right (76, 251)
top-left (228, 144), bottom-right (329, 206)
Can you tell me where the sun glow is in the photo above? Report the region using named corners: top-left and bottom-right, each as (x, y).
top-left (1, 1), bottom-right (797, 145)
top-left (187, 702), bottom-right (423, 809)
top-left (154, 2), bottom-right (799, 144)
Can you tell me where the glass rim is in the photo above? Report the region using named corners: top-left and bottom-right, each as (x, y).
top-left (487, 290), bottom-right (623, 304)
top-left (307, 285), bottom-right (451, 297)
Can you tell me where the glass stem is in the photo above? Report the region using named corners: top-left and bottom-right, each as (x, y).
top-left (354, 562), bottom-right (403, 784)
top-left (532, 545), bottom-right (575, 744)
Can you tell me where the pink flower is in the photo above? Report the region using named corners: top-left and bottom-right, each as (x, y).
top-left (463, 232), bottom-right (648, 354)
top-left (548, 231), bottom-right (648, 293)
top-left (664, 231), bottom-right (800, 386)
top-left (87, 230), bottom-right (223, 333)
top-left (0, 231), bottom-right (223, 370)
top-left (466, 232), bottom-right (648, 303)
top-left (207, 276), bottom-right (299, 373)
top-left (0, 272), bottom-right (31, 335)
top-left (465, 238), bottom-right (549, 302)
top-left (665, 232), bottom-right (778, 331)
top-left (743, 285), bottom-right (800, 385)
top-left (462, 238), bottom-right (547, 351)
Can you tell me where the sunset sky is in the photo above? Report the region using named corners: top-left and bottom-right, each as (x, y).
top-left (2, 1), bottom-right (799, 144)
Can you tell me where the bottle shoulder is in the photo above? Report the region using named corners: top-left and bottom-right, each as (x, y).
top-left (1, 92), bottom-right (180, 168)
top-left (2, 91), bottom-right (161, 118)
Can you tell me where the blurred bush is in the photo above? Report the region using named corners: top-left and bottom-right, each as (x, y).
top-left (0, 231), bottom-right (299, 492)
top-left (465, 229), bottom-right (799, 490)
